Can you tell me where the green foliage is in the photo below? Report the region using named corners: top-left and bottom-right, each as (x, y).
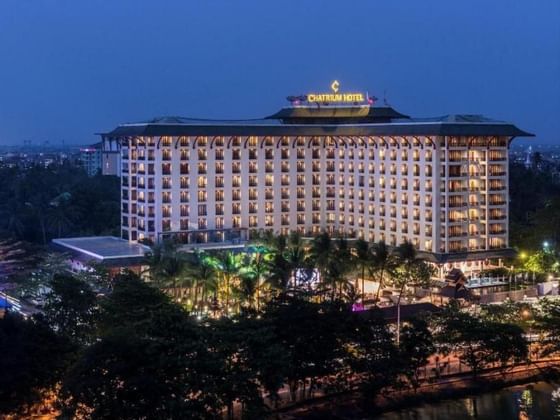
top-left (509, 163), bottom-right (560, 252)
top-left (433, 302), bottom-right (528, 378)
top-left (41, 273), bottom-right (98, 346)
top-left (0, 313), bottom-right (72, 416)
top-left (60, 272), bottom-right (224, 419)
top-left (399, 317), bottom-right (435, 391)
top-left (0, 164), bottom-right (119, 244)
top-left (534, 298), bottom-right (560, 356)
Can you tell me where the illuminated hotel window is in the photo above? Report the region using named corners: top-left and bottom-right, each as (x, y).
top-left (198, 149), bottom-right (207, 160)
top-left (327, 213), bottom-right (335, 223)
top-left (312, 214), bottom-right (320, 224)
top-left (215, 149), bottom-right (224, 160)
top-left (249, 203), bottom-right (257, 213)
top-left (249, 216), bottom-right (258, 227)
top-left (265, 216), bottom-right (274, 227)
top-left (265, 149), bottom-right (273, 159)
top-left (162, 150), bottom-right (171, 161)
top-left (297, 188), bottom-right (305, 199)
top-left (265, 189), bottom-right (273, 200)
top-left (180, 150), bottom-right (188, 160)
top-left (281, 215), bottom-right (290, 225)
top-left (162, 205), bottom-right (171, 218)
top-left (281, 202), bottom-right (289, 212)
top-left (265, 162), bottom-right (273, 173)
top-left (281, 162), bottom-right (289, 172)
top-left (180, 205), bottom-right (189, 217)
top-left (232, 176), bottom-right (241, 188)
top-left (216, 204), bottom-right (224, 215)
top-left (297, 162), bottom-right (305, 172)
top-left (215, 177), bottom-right (224, 188)
top-left (216, 217), bottom-right (224, 229)
top-left (249, 149), bottom-right (257, 159)
top-left (197, 176), bottom-right (207, 188)
top-left (232, 149), bottom-right (240, 160)
top-left (232, 162), bottom-right (241, 173)
top-left (180, 177), bottom-right (188, 188)
top-left (180, 163), bottom-right (189, 174)
top-left (281, 175), bottom-right (290, 186)
top-left (161, 137), bottom-right (172, 147)
top-left (198, 204), bottom-right (207, 216)
top-left (232, 203), bottom-right (241, 214)
top-left (265, 175), bottom-right (273, 186)
top-left (297, 149), bottom-right (305, 159)
top-left (249, 162), bottom-right (257, 173)
top-left (216, 162), bottom-right (224, 174)
top-left (297, 214), bottom-right (305, 225)
top-left (297, 201), bottom-right (305, 212)
top-left (249, 189), bottom-right (257, 200)
top-left (281, 188), bottom-right (289, 199)
top-left (265, 203), bottom-right (274, 213)
top-left (249, 176), bottom-right (257, 187)
top-left (162, 192), bottom-right (171, 203)
top-left (198, 218), bottom-right (207, 229)
top-left (180, 191), bottom-right (189, 203)
top-left (281, 148), bottom-right (289, 159)
top-left (162, 178), bottom-right (171, 189)
top-left (232, 190), bottom-right (241, 201)
top-left (312, 149), bottom-right (320, 159)
top-left (297, 175), bottom-right (305, 186)
top-left (233, 216), bottom-right (241, 228)
top-left (198, 191), bottom-right (207, 202)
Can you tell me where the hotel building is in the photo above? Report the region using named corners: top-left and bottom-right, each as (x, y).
top-left (101, 85), bottom-right (532, 267)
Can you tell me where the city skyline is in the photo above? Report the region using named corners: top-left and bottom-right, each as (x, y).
top-left (0, 0), bottom-right (558, 145)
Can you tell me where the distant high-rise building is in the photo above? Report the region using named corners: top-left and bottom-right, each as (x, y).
top-left (79, 144), bottom-right (102, 176)
top-left (101, 83), bottom-right (533, 271)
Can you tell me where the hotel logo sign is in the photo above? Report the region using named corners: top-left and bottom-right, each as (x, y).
top-left (306, 80), bottom-right (365, 103)
top-left (288, 80), bottom-right (373, 105)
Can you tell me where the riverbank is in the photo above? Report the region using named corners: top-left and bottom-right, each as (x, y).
top-left (276, 359), bottom-right (560, 418)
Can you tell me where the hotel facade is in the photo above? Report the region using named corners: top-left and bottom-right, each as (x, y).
top-left (101, 84), bottom-right (532, 267)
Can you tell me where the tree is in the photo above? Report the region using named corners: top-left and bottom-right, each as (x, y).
top-left (214, 251), bottom-right (244, 314)
top-left (0, 313), bottom-right (72, 416)
top-left (534, 298), bottom-right (560, 356)
top-left (261, 295), bottom-right (348, 402)
top-left (41, 273), bottom-right (98, 346)
top-left (433, 302), bottom-right (528, 379)
top-left (60, 272), bottom-right (224, 419)
top-left (392, 241), bottom-right (435, 344)
top-left (370, 241), bottom-right (395, 302)
top-left (399, 317), bottom-right (435, 392)
top-left (346, 309), bottom-right (400, 409)
top-left (185, 250), bottom-right (217, 315)
top-left (353, 239), bottom-right (371, 300)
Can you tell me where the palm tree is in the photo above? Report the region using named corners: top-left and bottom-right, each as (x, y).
top-left (243, 247), bottom-right (270, 311)
top-left (392, 241), bottom-right (435, 344)
top-left (185, 251), bottom-right (216, 315)
top-left (370, 241), bottom-right (395, 303)
top-left (144, 240), bottom-right (187, 299)
top-left (353, 239), bottom-right (371, 301)
top-left (308, 231), bottom-right (333, 286)
top-left (215, 251), bottom-right (243, 314)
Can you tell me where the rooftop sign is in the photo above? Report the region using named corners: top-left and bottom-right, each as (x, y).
top-left (288, 81), bottom-right (372, 105)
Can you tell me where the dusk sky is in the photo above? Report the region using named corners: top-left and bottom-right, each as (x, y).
top-left (0, 0), bottom-right (558, 145)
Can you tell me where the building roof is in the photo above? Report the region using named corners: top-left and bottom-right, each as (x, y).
top-left (100, 106), bottom-right (534, 138)
top-left (52, 236), bottom-right (150, 266)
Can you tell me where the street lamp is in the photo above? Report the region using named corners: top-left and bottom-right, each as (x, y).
top-left (522, 309), bottom-right (533, 361)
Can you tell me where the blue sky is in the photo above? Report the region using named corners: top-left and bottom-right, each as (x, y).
top-left (0, 0), bottom-right (558, 145)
